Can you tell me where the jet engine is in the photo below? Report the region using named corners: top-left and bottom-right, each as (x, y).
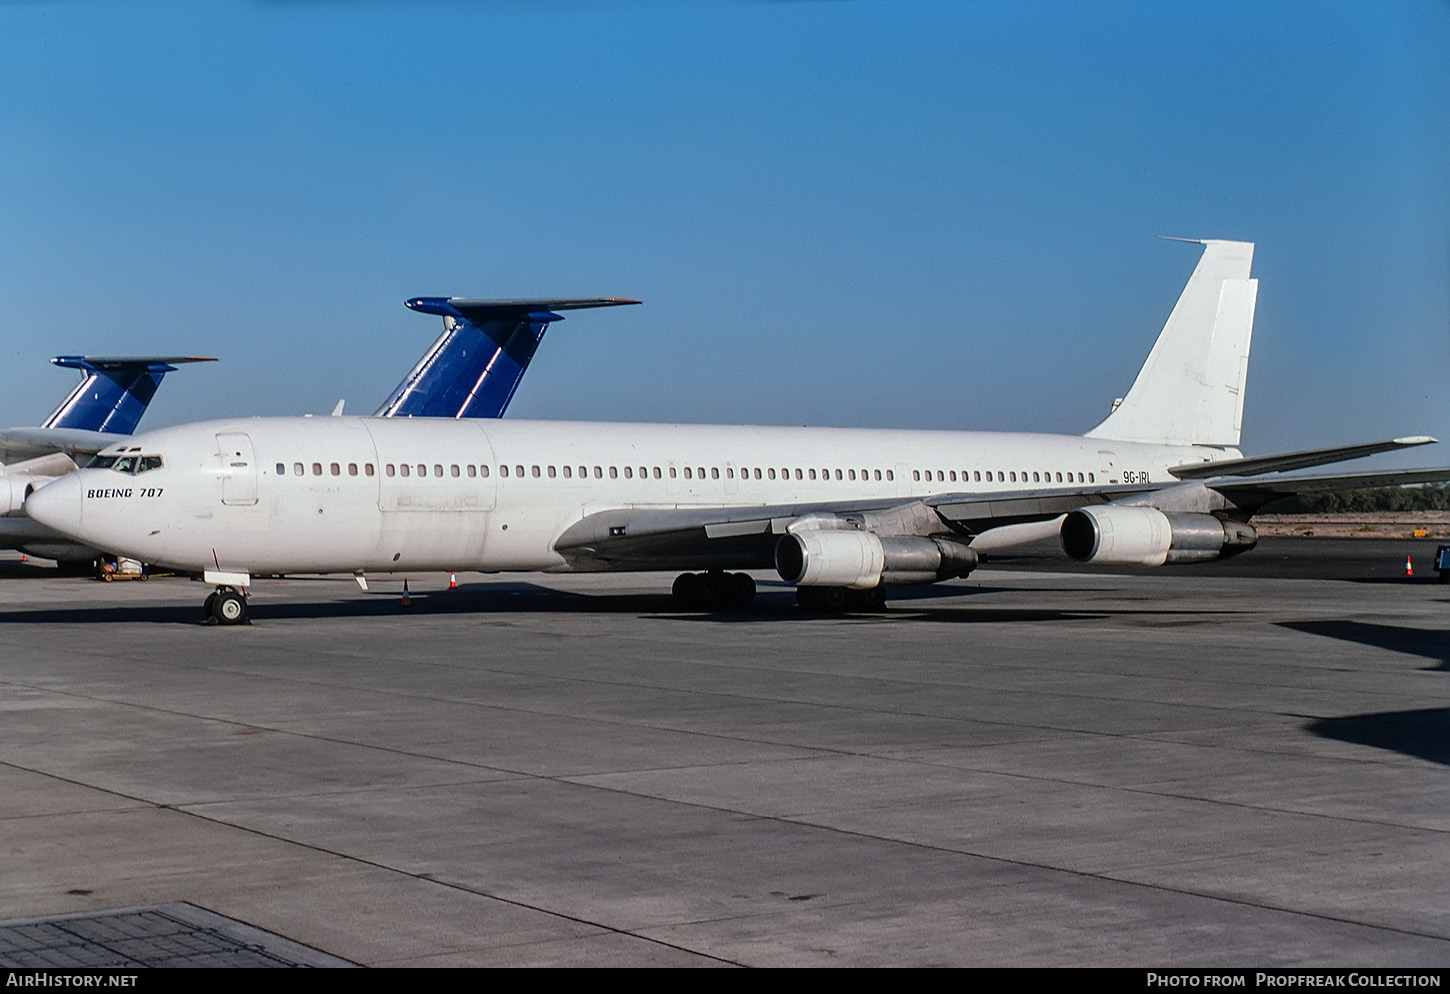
top-left (1060, 506), bottom-right (1257, 566)
top-left (2, 474), bottom-right (48, 517)
top-left (775, 530), bottom-right (979, 588)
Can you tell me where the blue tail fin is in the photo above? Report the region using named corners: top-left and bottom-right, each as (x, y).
top-left (376, 297), bottom-right (640, 419)
top-left (43, 356), bottom-right (217, 434)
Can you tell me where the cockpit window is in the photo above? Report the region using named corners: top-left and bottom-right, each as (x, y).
top-left (88, 453), bottom-right (162, 474)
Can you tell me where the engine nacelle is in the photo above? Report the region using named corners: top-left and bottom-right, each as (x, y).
top-left (776, 530), bottom-right (979, 588)
top-left (1060, 506), bottom-right (1257, 566)
top-left (2, 474), bottom-right (48, 517)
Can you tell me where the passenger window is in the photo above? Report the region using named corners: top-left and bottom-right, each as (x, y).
top-left (276, 463), bottom-right (285, 475)
top-left (809, 469), bottom-right (817, 481)
top-left (698, 467), bottom-right (706, 479)
top-left (653, 467), bottom-right (662, 479)
top-left (794, 469), bottom-right (802, 480)
top-left (886, 470), bottom-right (893, 481)
top-left (385, 464), bottom-right (395, 477)
top-left (609, 466), bottom-right (618, 479)
top-left (683, 467), bottom-right (692, 479)
top-left (331, 463), bottom-right (341, 476)
top-left (531, 466), bottom-right (540, 478)
top-left (1088, 473), bottom-right (1095, 483)
top-left (669, 467), bottom-right (677, 479)
top-left (768, 468), bottom-right (776, 480)
top-left (500, 464), bottom-right (509, 477)
top-left (467, 465), bottom-right (476, 478)
top-left (294, 462), bottom-right (304, 476)
top-left (547, 466), bottom-right (556, 478)
top-left (400, 464), bottom-right (411, 477)
top-left (624, 466), bottom-right (633, 479)
top-left (349, 463), bottom-right (358, 476)
top-left (755, 468), bottom-right (762, 479)
top-left (726, 468), bottom-right (734, 479)
top-left (562, 465), bottom-right (572, 478)
top-left (366, 464), bottom-right (375, 476)
top-left (313, 463), bottom-right (323, 476)
top-left (417, 464), bottom-right (427, 477)
top-left (452, 465), bottom-right (461, 477)
top-left (479, 465), bottom-right (489, 477)
top-left (579, 466), bottom-right (587, 478)
top-left (434, 464), bottom-right (443, 477)
top-left (516, 465), bottom-right (524, 477)
top-left (711, 467), bottom-right (719, 480)
top-left (1032, 472), bottom-right (1039, 482)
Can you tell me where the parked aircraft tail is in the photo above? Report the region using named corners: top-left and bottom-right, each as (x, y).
top-left (1086, 238), bottom-right (1257, 447)
top-left (42, 356), bottom-right (218, 435)
top-left (376, 297), bottom-right (640, 420)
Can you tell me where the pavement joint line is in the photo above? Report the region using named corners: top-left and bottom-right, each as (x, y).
top-left (8, 750), bottom-right (1450, 954)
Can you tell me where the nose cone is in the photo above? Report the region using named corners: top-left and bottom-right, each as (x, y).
top-left (24, 473), bottom-right (83, 536)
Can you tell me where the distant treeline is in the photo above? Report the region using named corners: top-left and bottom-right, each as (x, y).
top-left (1266, 483), bottom-right (1450, 514)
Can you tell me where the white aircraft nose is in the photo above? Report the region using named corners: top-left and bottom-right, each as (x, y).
top-left (24, 472), bottom-right (83, 536)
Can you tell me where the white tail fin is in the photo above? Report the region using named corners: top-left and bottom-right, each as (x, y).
top-left (1086, 239), bottom-right (1257, 447)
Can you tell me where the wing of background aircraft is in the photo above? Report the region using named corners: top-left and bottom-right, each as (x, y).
top-left (376, 297), bottom-right (639, 419)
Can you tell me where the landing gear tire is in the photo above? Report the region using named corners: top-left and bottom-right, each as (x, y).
top-left (845, 585), bottom-right (887, 612)
top-left (672, 571), bottom-right (756, 611)
top-left (796, 585), bottom-right (848, 614)
top-left (202, 592), bottom-right (218, 620)
top-left (207, 588), bottom-right (249, 626)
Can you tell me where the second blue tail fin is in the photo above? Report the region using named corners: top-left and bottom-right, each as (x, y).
top-left (376, 297), bottom-right (639, 419)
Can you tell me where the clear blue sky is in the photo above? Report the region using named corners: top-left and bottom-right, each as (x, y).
top-left (2, 0), bottom-right (1446, 461)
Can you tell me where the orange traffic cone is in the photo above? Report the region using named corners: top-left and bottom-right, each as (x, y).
top-left (402, 579), bottom-right (412, 607)
top-left (1405, 556), bottom-right (1414, 577)
top-left (449, 572), bottom-right (457, 589)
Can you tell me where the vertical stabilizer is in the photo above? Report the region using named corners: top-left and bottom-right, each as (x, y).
top-left (42, 356), bottom-right (216, 434)
top-left (1086, 239), bottom-right (1257, 447)
top-left (376, 297), bottom-right (639, 419)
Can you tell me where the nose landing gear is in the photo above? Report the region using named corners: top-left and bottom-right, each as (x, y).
top-left (203, 587), bottom-right (249, 625)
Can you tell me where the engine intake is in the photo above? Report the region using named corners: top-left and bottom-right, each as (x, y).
top-left (776, 530), bottom-right (978, 588)
top-left (1061, 506), bottom-right (1257, 566)
top-left (3, 475), bottom-right (45, 517)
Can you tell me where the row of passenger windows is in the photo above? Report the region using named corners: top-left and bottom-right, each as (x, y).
top-left (275, 460), bottom-right (1094, 486)
top-left (277, 462), bottom-right (376, 477)
top-left (912, 469), bottom-right (1094, 484)
top-left (376, 463), bottom-right (900, 481)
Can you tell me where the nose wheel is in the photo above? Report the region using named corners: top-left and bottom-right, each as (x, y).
top-left (204, 587), bottom-right (249, 625)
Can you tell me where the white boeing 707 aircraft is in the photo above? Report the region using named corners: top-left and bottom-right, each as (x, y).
top-left (24, 239), bottom-right (1448, 623)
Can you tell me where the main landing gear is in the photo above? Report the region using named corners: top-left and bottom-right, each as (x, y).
top-left (795, 584), bottom-right (887, 615)
top-left (203, 586), bottom-right (249, 625)
top-left (672, 571), bottom-right (756, 610)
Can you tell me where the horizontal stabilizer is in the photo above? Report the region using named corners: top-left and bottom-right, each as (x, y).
top-left (1169, 436), bottom-right (1438, 479)
top-left (378, 296), bottom-right (641, 420)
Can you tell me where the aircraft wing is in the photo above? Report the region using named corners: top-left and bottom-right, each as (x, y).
top-left (553, 461), bottom-right (1450, 572)
top-left (1168, 436), bottom-right (1437, 478)
top-left (552, 484), bottom-right (1157, 570)
top-left (0, 426), bottom-right (130, 462)
top-left (1207, 467), bottom-right (1450, 506)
